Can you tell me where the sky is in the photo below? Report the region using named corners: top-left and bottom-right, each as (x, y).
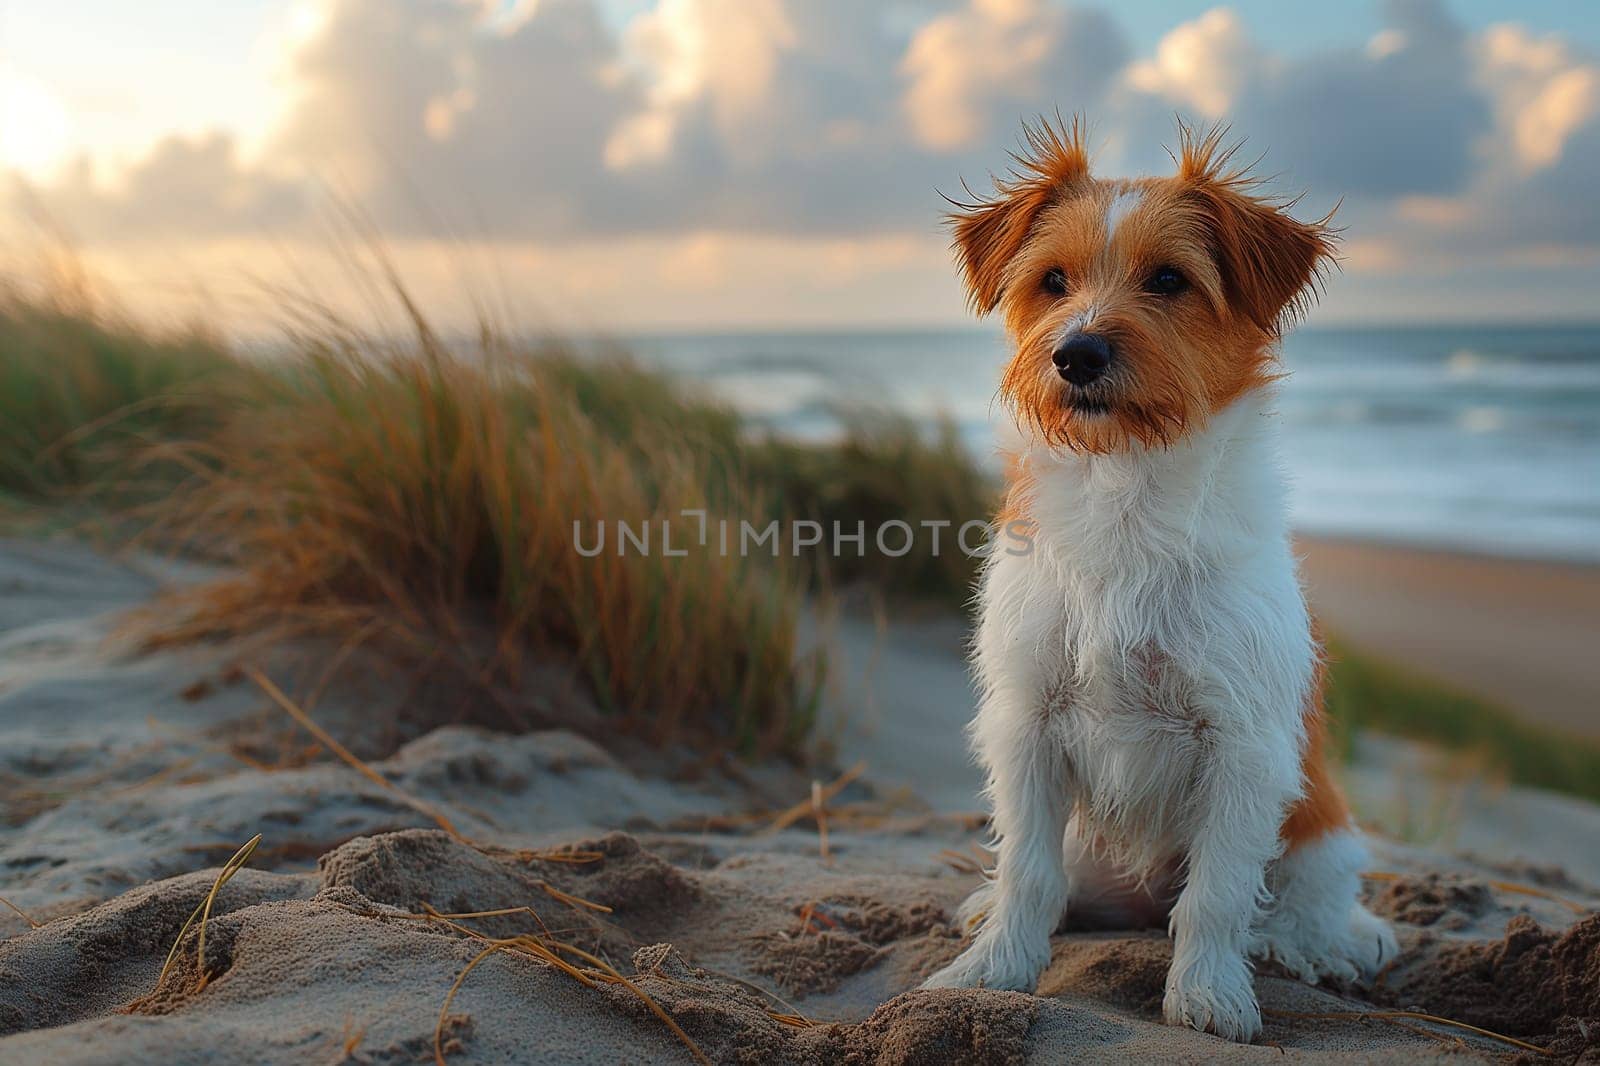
top-left (3, 0), bottom-right (1600, 331)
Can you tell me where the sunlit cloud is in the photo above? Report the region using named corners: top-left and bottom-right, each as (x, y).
top-left (607, 0), bottom-right (799, 169)
top-left (1122, 8), bottom-right (1257, 120)
top-left (901, 0), bottom-right (1125, 151)
top-left (1477, 23), bottom-right (1600, 174)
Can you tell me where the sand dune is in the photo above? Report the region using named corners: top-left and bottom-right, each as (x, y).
top-left (2, 540), bottom-right (1598, 1063)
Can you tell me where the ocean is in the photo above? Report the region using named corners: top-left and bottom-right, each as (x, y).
top-left (626, 325), bottom-right (1600, 563)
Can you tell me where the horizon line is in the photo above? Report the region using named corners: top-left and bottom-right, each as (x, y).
top-left (591, 318), bottom-right (1600, 338)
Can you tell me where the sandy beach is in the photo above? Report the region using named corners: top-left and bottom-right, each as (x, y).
top-left (1297, 537), bottom-right (1600, 736)
top-left (2, 536), bottom-right (1597, 1063)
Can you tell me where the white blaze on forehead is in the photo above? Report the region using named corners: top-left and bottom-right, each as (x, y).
top-left (1063, 303), bottom-right (1102, 336)
top-left (1103, 188), bottom-right (1143, 240)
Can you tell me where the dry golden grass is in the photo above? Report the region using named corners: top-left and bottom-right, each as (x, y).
top-left (135, 285), bottom-right (822, 757)
top-left (1262, 1006), bottom-right (1550, 1056)
top-left (249, 660), bottom-right (612, 900)
top-left (334, 895), bottom-right (723, 1066)
top-left (142, 832), bottom-right (263, 999)
top-left (428, 924), bottom-right (711, 1066)
top-left (0, 894), bottom-right (39, 929)
top-left (248, 666), bottom-right (468, 838)
top-left (403, 898), bottom-right (815, 1064)
top-left (761, 760), bottom-right (865, 834)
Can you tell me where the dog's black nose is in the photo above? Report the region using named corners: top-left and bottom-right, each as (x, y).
top-left (1052, 333), bottom-right (1113, 386)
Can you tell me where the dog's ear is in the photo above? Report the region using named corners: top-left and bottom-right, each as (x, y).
top-left (949, 117), bottom-right (1091, 316)
top-left (1177, 124), bottom-right (1337, 335)
top-left (949, 184), bottom-right (1057, 316)
top-left (1185, 181), bottom-right (1337, 335)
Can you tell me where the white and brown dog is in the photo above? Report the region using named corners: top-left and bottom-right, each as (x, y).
top-left (922, 120), bottom-right (1397, 1042)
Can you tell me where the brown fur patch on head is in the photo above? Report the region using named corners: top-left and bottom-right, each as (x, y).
top-left (1176, 123), bottom-right (1339, 337)
top-left (950, 118), bottom-right (1337, 454)
top-left (947, 116), bottom-right (1091, 315)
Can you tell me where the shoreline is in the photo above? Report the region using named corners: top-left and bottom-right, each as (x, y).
top-left (1296, 534), bottom-right (1600, 736)
top-left (820, 534), bottom-right (1600, 818)
top-left (1294, 526), bottom-right (1600, 571)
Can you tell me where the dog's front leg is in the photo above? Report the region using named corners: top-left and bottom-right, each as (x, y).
top-left (922, 684), bottom-right (1069, 992)
top-left (1162, 728), bottom-right (1296, 1043)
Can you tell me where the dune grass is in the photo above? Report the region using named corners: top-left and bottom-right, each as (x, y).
top-left (146, 306), bottom-right (822, 756)
top-left (1324, 639), bottom-right (1600, 805)
top-left (0, 290), bottom-right (239, 502)
top-left (0, 274), bottom-right (980, 758)
top-left (742, 416), bottom-right (993, 604)
top-left (537, 351), bottom-right (995, 604)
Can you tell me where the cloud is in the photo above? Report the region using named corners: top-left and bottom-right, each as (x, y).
top-left (9, 0), bottom-right (1600, 278)
top-left (1341, 18), bottom-right (1600, 263)
top-left (270, 0), bottom-right (637, 236)
top-left (20, 0), bottom-right (638, 242)
top-left (16, 132), bottom-right (307, 240)
top-left (1477, 22), bottom-right (1600, 175)
top-left (605, 0), bottom-right (812, 170)
top-left (596, 0), bottom-right (930, 233)
top-left (1123, 8), bottom-right (1258, 121)
top-left (1105, 1), bottom-right (1600, 268)
top-left (901, 0), bottom-right (1127, 151)
top-left (1111, 1), bottom-right (1488, 200)
top-left (1242, 0), bottom-right (1489, 198)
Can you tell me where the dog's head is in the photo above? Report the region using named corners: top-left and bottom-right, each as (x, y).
top-left (951, 119), bottom-right (1336, 454)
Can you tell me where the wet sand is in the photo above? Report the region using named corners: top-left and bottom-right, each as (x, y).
top-left (1296, 536), bottom-right (1600, 735)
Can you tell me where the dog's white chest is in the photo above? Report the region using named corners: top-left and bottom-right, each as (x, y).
top-left (1045, 638), bottom-right (1214, 866)
top-left (975, 392), bottom-right (1312, 871)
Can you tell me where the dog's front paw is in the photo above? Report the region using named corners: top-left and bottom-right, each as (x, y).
top-left (1163, 949), bottom-right (1261, 1043)
top-left (1252, 903), bottom-right (1399, 986)
top-left (921, 929), bottom-right (1049, 992)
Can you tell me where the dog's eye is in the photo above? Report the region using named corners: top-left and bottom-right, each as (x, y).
top-left (1144, 266), bottom-right (1187, 296)
top-left (1042, 268), bottom-right (1070, 296)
